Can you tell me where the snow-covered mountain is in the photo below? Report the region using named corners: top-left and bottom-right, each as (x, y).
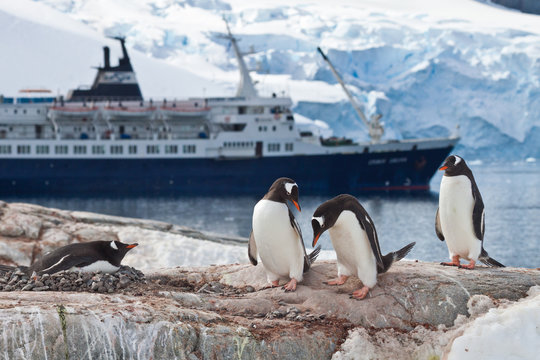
top-left (1, 0), bottom-right (539, 161)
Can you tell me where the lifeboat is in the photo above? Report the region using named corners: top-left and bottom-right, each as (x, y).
top-left (102, 104), bottom-right (157, 120)
top-left (48, 104), bottom-right (99, 119)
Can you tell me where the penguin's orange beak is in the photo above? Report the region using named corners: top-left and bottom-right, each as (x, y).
top-left (312, 232), bottom-right (321, 247)
top-left (292, 200), bottom-right (301, 212)
top-left (439, 166), bottom-right (448, 171)
top-left (126, 243), bottom-right (138, 249)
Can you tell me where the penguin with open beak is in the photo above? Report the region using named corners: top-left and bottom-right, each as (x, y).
top-left (312, 194), bottom-right (415, 299)
top-left (249, 177), bottom-right (321, 291)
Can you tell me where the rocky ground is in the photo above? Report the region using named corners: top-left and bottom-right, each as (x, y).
top-left (0, 201), bottom-right (539, 359)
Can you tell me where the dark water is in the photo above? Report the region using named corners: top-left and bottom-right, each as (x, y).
top-left (2, 163), bottom-right (539, 268)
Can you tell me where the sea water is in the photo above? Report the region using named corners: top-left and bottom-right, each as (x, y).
top-left (3, 162), bottom-right (538, 268)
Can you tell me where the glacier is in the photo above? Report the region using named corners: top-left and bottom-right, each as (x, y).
top-left (1, 0), bottom-right (539, 160)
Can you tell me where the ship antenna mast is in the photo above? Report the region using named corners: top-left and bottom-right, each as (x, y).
top-left (221, 17), bottom-right (258, 99)
top-left (317, 47), bottom-right (384, 143)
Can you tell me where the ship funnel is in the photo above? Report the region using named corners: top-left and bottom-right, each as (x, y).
top-left (103, 46), bottom-right (110, 69)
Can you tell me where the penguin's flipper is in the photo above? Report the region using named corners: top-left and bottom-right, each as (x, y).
top-left (248, 231), bottom-right (258, 266)
top-left (286, 208), bottom-right (319, 272)
top-left (479, 249), bottom-right (505, 267)
top-left (37, 255), bottom-right (94, 275)
top-left (435, 207), bottom-right (445, 241)
top-left (288, 208), bottom-right (303, 241)
top-left (354, 211), bottom-right (385, 272)
top-left (472, 195), bottom-right (485, 241)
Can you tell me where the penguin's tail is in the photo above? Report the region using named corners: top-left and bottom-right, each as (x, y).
top-left (0, 265), bottom-right (17, 274)
top-left (479, 249), bottom-right (505, 267)
top-left (303, 245), bottom-right (322, 273)
top-left (379, 242), bottom-right (416, 274)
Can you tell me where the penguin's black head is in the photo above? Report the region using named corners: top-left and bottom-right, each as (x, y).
top-left (106, 240), bottom-right (138, 265)
top-left (266, 177), bottom-right (301, 211)
top-left (311, 197), bottom-right (343, 247)
top-left (439, 155), bottom-right (467, 175)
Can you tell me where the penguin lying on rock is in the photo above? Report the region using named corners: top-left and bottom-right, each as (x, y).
top-left (436, 155), bottom-right (504, 269)
top-left (249, 177), bottom-right (321, 292)
top-left (0, 240), bottom-right (138, 276)
top-left (312, 194), bottom-right (415, 300)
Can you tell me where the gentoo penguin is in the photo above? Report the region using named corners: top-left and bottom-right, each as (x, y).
top-left (312, 194), bottom-right (415, 299)
top-left (0, 240), bottom-right (138, 275)
top-left (436, 155), bottom-right (504, 269)
top-left (249, 177), bottom-right (321, 291)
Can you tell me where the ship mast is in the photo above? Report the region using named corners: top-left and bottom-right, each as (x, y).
top-left (317, 47), bottom-right (384, 143)
top-left (222, 18), bottom-right (258, 99)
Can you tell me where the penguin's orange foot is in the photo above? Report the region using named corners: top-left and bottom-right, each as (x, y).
top-left (440, 261), bottom-right (460, 267)
top-left (459, 260), bottom-right (476, 270)
top-left (325, 275), bottom-right (349, 285)
top-left (441, 255), bottom-right (461, 267)
top-left (282, 278), bottom-right (297, 292)
top-left (263, 280), bottom-right (280, 289)
top-left (350, 286), bottom-right (370, 300)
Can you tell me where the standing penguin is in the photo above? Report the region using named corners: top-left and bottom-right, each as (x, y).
top-left (312, 194), bottom-right (415, 299)
top-left (436, 155), bottom-right (504, 269)
top-left (249, 177), bottom-right (321, 291)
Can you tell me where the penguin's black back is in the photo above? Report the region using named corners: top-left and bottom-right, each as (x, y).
top-left (30, 241), bottom-right (129, 275)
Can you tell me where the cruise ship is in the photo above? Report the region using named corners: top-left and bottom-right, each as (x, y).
top-left (0, 27), bottom-right (458, 196)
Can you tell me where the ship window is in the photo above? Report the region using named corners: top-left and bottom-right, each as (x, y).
top-left (128, 145), bottom-right (137, 154)
top-left (267, 143), bottom-right (280, 152)
top-left (55, 145), bottom-right (68, 154)
top-left (0, 145), bottom-right (11, 154)
top-left (36, 145), bottom-right (49, 154)
top-left (165, 145), bottom-right (178, 154)
top-left (73, 145), bottom-right (87, 154)
top-left (13, 110), bottom-right (17, 114)
top-left (110, 145), bottom-right (123, 154)
top-left (272, 126), bottom-right (276, 131)
top-left (285, 143), bottom-right (294, 152)
top-left (147, 145), bottom-right (160, 154)
top-left (92, 145), bottom-right (105, 154)
top-left (23, 109), bottom-right (27, 114)
top-left (183, 145), bottom-right (196, 154)
top-left (289, 125), bottom-right (293, 131)
top-left (37, 109), bottom-right (41, 114)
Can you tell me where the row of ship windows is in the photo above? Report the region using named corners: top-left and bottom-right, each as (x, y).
top-left (2, 108), bottom-right (42, 115)
top-left (0, 144), bottom-right (197, 155)
top-left (258, 125), bottom-right (294, 132)
top-left (223, 142), bottom-right (254, 148)
top-left (267, 143), bottom-right (294, 152)
top-left (222, 142), bottom-right (294, 152)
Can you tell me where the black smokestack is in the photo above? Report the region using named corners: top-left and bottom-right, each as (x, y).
top-left (103, 46), bottom-right (110, 68)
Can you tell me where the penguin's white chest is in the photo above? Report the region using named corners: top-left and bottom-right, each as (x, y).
top-left (439, 175), bottom-right (481, 260)
top-left (252, 200), bottom-right (304, 279)
top-left (329, 211), bottom-right (377, 286)
top-left (70, 261), bottom-right (119, 273)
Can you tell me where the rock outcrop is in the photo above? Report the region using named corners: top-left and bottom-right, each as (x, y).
top-left (1, 201), bottom-right (539, 359)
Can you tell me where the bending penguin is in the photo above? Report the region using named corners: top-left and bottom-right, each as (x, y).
top-left (312, 194), bottom-right (415, 300)
top-left (0, 240), bottom-right (138, 276)
top-left (249, 177), bottom-right (321, 291)
top-left (436, 155), bottom-right (504, 269)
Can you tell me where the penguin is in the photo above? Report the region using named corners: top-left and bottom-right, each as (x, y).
top-left (436, 155), bottom-right (504, 269)
top-left (249, 177), bottom-right (321, 291)
top-left (0, 240), bottom-right (138, 275)
top-left (311, 194), bottom-right (415, 299)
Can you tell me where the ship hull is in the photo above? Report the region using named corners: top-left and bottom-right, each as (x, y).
top-left (0, 146), bottom-right (453, 196)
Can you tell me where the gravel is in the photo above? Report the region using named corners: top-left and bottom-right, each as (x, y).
top-left (0, 266), bottom-right (145, 293)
